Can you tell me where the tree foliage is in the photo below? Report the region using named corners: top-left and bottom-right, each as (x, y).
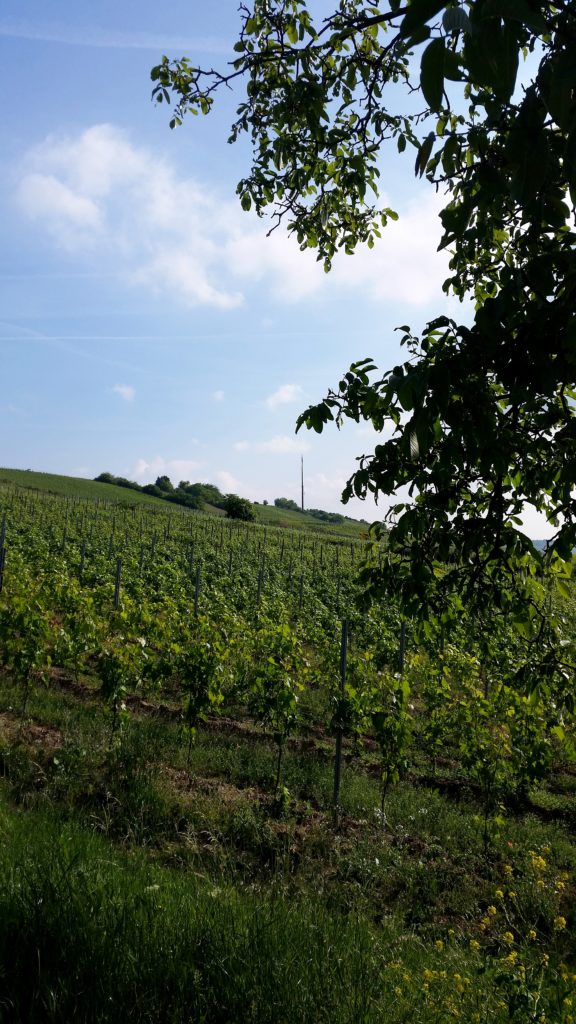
top-left (153, 1), bottom-right (576, 687)
top-left (223, 493), bottom-right (257, 521)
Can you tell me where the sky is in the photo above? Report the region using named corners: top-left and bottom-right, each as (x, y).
top-left (0, 1), bottom-right (550, 535)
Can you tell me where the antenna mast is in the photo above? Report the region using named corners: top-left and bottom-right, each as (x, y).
top-left (301, 456), bottom-right (305, 512)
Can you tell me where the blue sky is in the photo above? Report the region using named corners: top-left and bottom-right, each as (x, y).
top-left (0, 2), bottom-right (549, 535)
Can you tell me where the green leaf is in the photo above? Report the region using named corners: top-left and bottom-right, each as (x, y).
top-left (485, 0), bottom-right (547, 33)
top-left (442, 8), bottom-right (471, 34)
top-left (400, 0), bottom-right (446, 40)
top-left (420, 38), bottom-right (445, 112)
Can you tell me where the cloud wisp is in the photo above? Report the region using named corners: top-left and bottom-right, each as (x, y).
top-left (265, 384), bottom-right (304, 410)
top-left (233, 435), bottom-right (310, 455)
top-left (112, 384), bottom-right (135, 402)
top-left (0, 19), bottom-right (228, 52)
top-left (132, 456), bottom-right (205, 483)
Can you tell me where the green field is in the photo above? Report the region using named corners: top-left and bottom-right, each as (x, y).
top-left (0, 478), bottom-right (575, 1022)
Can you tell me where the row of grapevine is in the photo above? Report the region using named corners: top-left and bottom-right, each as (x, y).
top-left (1, 482), bottom-right (575, 816)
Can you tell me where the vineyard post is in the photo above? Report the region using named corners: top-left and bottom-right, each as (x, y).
top-left (298, 572), bottom-right (304, 611)
top-left (332, 618), bottom-right (348, 826)
top-left (114, 558), bottom-right (122, 609)
top-left (79, 539), bottom-right (86, 583)
top-left (194, 564), bottom-right (201, 617)
top-left (0, 546), bottom-right (5, 593)
top-left (139, 543), bottom-right (145, 574)
top-left (398, 621), bottom-right (407, 674)
top-left (256, 558), bottom-right (264, 607)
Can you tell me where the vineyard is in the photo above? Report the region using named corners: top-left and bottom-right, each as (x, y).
top-left (1, 477), bottom-right (576, 1022)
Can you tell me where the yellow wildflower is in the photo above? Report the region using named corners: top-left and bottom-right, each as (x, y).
top-left (495, 889), bottom-right (504, 899)
top-left (528, 930), bottom-right (537, 941)
top-left (487, 905), bottom-right (497, 916)
top-left (469, 940), bottom-right (480, 952)
top-left (503, 932), bottom-right (515, 944)
top-left (435, 939), bottom-right (444, 951)
top-left (554, 916), bottom-right (567, 931)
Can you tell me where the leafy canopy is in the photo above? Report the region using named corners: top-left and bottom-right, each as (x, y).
top-left (153, 1), bottom-right (576, 687)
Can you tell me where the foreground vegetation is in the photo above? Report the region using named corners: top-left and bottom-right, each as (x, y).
top-left (0, 477), bottom-right (575, 1021)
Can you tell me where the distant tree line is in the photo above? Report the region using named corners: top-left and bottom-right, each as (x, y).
top-left (95, 473), bottom-right (227, 511)
top-left (96, 474), bottom-right (350, 525)
top-left (274, 497), bottom-right (344, 525)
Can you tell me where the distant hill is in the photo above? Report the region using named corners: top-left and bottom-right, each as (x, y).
top-left (0, 468), bottom-right (169, 509)
top-left (0, 467), bottom-right (370, 539)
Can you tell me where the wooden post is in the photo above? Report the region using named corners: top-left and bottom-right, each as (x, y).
top-left (114, 557), bottom-right (122, 608)
top-left (332, 619), bottom-right (348, 826)
top-left (0, 547), bottom-right (5, 593)
top-left (256, 558), bottom-right (264, 606)
top-left (398, 620), bottom-right (407, 674)
top-left (194, 564), bottom-right (201, 617)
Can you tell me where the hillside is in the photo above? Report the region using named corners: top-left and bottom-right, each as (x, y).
top-left (0, 467), bottom-right (370, 538)
top-left (0, 467), bottom-right (170, 509)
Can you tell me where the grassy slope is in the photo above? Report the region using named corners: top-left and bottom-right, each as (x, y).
top-left (0, 466), bottom-right (369, 537)
top-left (0, 467), bottom-right (169, 508)
top-left (253, 501), bottom-right (369, 538)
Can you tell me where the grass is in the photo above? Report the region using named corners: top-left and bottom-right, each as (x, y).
top-left (1, 672), bottom-right (576, 1022)
top-left (2, 787), bottom-right (574, 1024)
top-left (254, 501), bottom-right (369, 539)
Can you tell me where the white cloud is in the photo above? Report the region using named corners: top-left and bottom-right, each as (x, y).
top-left (132, 456), bottom-right (204, 483)
top-left (15, 124), bottom-right (450, 312)
top-left (233, 435), bottom-right (310, 454)
top-left (18, 173), bottom-right (101, 248)
top-left (258, 435), bottom-right (310, 454)
top-left (215, 470), bottom-right (244, 494)
top-left (112, 383), bottom-right (135, 402)
top-left (16, 125), bottom-right (245, 310)
top-left (329, 193), bottom-right (449, 306)
top-left (265, 384), bottom-right (304, 410)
